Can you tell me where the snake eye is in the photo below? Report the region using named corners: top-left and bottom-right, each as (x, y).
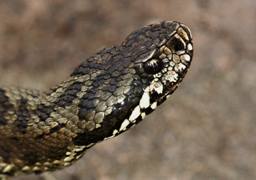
top-left (143, 59), bottom-right (164, 74)
top-left (168, 36), bottom-right (185, 52)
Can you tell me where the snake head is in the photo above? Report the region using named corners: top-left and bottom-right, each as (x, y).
top-left (73, 21), bottom-right (193, 146)
top-left (117, 21), bottom-right (193, 128)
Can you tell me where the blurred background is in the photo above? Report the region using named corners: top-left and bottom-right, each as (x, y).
top-left (0, 0), bottom-right (255, 179)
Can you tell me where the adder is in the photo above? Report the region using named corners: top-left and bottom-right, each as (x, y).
top-left (0, 21), bottom-right (193, 178)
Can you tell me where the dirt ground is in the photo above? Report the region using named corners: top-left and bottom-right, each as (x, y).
top-left (0, 0), bottom-right (255, 180)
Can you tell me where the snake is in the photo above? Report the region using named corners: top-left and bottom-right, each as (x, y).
top-left (0, 21), bottom-right (193, 178)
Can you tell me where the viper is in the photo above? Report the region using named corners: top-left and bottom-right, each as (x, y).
top-left (0, 21), bottom-right (193, 178)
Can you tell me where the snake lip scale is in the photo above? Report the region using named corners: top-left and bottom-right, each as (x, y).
top-left (0, 21), bottom-right (193, 177)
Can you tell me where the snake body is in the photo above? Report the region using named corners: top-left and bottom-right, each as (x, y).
top-left (0, 21), bottom-right (193, 177)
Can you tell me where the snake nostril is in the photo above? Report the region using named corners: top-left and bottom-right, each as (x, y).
top-left (167, 36), bottom-right (185, 52)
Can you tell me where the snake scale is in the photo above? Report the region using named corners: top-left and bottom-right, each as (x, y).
top-left (0, 21), bottom-right (193, 178)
